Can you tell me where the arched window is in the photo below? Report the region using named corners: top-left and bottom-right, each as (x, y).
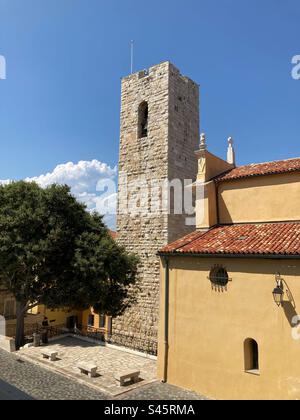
top-left (209, 266), bottom-right (229, 287)
top-left (88, 314), bottom-right (95, 327)
top-left (244, 338), bottom-right (259, 373)
top-left (138, 101), bottom-right (148, 138)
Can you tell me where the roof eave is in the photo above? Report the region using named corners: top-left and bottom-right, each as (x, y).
top-left (215, 168), bottom-right (300, 184)
top-left (158, 252), bottom-right (300, 260)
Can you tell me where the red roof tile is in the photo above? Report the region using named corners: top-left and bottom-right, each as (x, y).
top-left (108, 229), bottom-right (117, 239)
top-left (159, 223), bottom-right (300, 256)
top-left (216, 158), bottom-right (300, 182)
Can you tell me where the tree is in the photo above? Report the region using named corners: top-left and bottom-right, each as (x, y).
top-left (0, 181), bottom-right (138, 349)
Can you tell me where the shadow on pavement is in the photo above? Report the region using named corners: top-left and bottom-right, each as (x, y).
top-left (0, 379), bottom-right (34, 400)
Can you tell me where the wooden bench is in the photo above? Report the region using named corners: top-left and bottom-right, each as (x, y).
top-left (41, 350), bottom-right (58, 361)
top-left (114, 370), bottom-right (140, 386)
top-left (77, 362), bottom-right (98, 378)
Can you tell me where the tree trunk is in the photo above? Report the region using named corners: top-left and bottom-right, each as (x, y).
top-left (15, 301), bottom-right (27, 350)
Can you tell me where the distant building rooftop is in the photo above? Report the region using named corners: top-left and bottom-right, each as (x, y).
top-left (108, 230), bottom-right (117, 240)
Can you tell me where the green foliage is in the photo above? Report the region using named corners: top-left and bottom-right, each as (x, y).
top-left (0, 181), bottom-right (138, 317)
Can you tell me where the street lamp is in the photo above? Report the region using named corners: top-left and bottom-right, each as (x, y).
top-left (272, 273), bottom-right (284, 307)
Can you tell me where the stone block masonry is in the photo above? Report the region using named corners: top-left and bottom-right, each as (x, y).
top-left (114, 61), bottom-right (200, 345)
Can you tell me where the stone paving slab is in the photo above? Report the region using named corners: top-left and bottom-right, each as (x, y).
top-left (18, 336), bottom-right (157, 396)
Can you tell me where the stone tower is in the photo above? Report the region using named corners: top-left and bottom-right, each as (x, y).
top-left (114, 62), bottom-right (199, 346)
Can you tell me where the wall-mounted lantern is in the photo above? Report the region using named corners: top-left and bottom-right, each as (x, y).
top-left (272, 273), bottom-right (284, 307)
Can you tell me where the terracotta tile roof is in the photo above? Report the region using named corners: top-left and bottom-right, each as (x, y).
top-left (159, 222), bottom-right (300, 256)
top-left (108, 229), bottom-right (117, 239)
top-left (216, 158), bottom-right (300, 182)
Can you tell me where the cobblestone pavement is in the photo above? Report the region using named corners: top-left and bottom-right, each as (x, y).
top-left (0, 349), bottom-right (107, 400)
top-left (0, 348), bottom-right (207, 400)
top-left (18, 336), bottom-right (156, 395)
top-left (117, 382), bottom-right (208, 400)
top-left (0, 379), bottom-right (33, 400)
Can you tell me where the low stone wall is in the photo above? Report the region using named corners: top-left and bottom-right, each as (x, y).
top-left (0, 335), bottom-right (16, 352)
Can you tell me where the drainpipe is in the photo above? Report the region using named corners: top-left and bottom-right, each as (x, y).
top-left (162, 257), bottom-right (170, 383)
top-left (215, 180), bottom-right (220, 226)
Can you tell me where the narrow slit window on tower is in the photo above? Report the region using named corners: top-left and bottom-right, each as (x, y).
top-left (138, 101), bottom-right (148, 138)
top-left (244, 338), bottom-right (260, 375)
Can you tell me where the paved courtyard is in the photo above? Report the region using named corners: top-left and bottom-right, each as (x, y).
top-left (18, 336), bottom-right (157, 396)
top-left (0, 345), bottom-right (207, 400)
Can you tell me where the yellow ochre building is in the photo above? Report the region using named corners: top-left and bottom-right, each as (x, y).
top-left (158, 135), bottom-right (300, 400)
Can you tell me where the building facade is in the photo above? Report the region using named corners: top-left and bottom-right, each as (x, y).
top-left (158, 138), bottom-right (300, 400)
top-left (114, 62), bottom-right (199, 343)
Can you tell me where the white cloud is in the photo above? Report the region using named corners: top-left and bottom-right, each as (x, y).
top-left (0, 179), bottom-right (11, 186)
top-left (26, 160), bottom-right (116, 191)
top-left (0, 160), bottom-right (118, 230)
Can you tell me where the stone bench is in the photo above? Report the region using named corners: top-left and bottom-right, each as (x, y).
top-left (41, 350), bottom-right (58, 361)
top-left (114, 370), bottom-right (140, 386)
top-left (77, 362), bottom-right (98, 378)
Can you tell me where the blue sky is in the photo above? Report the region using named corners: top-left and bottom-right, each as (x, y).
top-left (0, 0), bottom-right (299, 225)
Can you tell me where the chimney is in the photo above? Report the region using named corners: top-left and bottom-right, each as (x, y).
top-left (227, 137), bottom-right (236, 166)
top-left (199, 133), bottom-right (206, 151)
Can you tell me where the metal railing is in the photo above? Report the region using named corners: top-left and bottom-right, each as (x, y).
top-left (5, 323), bottom-right (68, 341)
top-left (74, 325), bottom-right (106, 342)
top-left (74, 324), bottom-right (157, 356)
top-left (105, 331), bottom-right (158, 356)
top-left (5, 322), bottom-right (158, 357)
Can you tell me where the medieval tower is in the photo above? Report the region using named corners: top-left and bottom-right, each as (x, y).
top-left (114, 62), bottom-right (200, 347)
